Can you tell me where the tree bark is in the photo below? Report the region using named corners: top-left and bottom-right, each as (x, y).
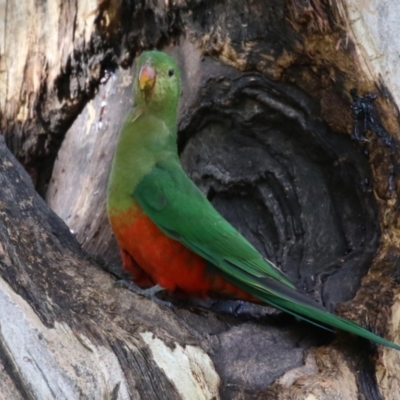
top-left (1, 0), bottom-right (400, 399)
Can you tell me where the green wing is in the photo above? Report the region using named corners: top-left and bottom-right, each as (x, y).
top-left (134, 158), bottom-right (294, 286)
top-left (134, 159), bottom-right (400, 350)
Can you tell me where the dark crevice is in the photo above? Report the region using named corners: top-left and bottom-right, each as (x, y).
top-left (179, 71), bottom-right (380, 311)
top-left (357, 354), bottom-right (384, 400)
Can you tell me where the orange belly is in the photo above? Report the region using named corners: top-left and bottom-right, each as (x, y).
top-left (109, 204), bottom-right (257, 301)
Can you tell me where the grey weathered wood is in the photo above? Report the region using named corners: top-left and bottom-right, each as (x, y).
top-left (0, 133), bottom-right (222, 399)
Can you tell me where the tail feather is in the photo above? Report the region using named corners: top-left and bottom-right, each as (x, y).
top-left (223, 269), bottom-right (400, 350)
top-left (264, 294), bottom-right (400, 351)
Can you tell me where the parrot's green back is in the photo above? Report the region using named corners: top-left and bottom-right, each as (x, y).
top-left (108, 50), bottom-right (400, 351)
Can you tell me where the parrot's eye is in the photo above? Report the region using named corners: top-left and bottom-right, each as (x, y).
top-left (168, 68), bottom-right (174, 77)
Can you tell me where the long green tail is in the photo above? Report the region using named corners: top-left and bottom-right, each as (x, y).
top-left (265, 293), bottom-right (400, 350)
top-left (223, 267), bottom-right (400, 350)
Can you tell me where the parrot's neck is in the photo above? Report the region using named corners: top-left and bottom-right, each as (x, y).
top-left (139, 98), bottom-right (178, 134)
top-left (107, 108), bottom-right (178, 214)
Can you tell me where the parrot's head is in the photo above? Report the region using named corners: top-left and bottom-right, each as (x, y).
top-left (135, 51), bottom-right (181, 114)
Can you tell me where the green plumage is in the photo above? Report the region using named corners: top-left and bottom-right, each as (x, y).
top-left (135, 158), bottom-right (400, 350)
top-left (111, 50), bottom-right (400, 351)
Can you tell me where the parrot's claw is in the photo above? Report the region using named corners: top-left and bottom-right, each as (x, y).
top-left (115, 280), bottom-right (174, 309)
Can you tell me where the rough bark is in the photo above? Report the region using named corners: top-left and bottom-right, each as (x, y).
top-left (1, 0), bottom-right (400, 399)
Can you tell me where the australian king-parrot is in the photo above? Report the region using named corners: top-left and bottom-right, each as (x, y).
top-left (107, 50), bottom-right (400, 350)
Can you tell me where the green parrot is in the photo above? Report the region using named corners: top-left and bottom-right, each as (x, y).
top-left (107, 50), bottom-right (400, 350)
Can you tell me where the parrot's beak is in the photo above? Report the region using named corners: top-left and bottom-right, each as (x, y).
top-left (139, 63), bottom-right (156, 91)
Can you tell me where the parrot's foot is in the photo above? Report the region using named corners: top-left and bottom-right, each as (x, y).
top-left (115, 280), bottom-right (174, 309)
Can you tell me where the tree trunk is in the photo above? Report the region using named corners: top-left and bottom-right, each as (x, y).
top-left (1, 0), bottom-right (400, 398)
